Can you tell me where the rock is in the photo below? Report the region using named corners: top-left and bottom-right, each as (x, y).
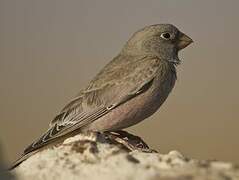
top-left (12, 131), bottom-right (239, 180)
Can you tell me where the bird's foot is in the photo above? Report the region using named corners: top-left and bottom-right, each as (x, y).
top-left (103, 130), bottom-right (157, 153)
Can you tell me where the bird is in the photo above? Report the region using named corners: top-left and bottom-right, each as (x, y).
top-left (10, 24), bottom-right (193, 169)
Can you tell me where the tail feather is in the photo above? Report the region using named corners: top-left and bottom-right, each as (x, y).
top-left (8, 131), bottom-right (72, 170)
top-left (8, 151), bottom-right (38, 171)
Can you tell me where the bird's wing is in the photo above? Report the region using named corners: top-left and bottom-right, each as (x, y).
top-left (23, 55), bottom-right (162, 154)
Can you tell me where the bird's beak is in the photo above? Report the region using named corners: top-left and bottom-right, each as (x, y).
top-left (177, 33), bottom-right (193, 50)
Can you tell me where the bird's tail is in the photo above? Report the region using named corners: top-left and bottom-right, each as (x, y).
top-left (8, 151), bottom-right (38, 171)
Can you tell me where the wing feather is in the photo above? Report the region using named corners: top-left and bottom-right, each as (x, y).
top-left (23, 55), bottom-right (161, 154)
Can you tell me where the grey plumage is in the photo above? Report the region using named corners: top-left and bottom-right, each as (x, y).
top-left (11, 24), bottom-right (193, 169)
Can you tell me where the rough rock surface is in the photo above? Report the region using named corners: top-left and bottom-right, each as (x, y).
top-left (13, 132), bottom-right (239, 180)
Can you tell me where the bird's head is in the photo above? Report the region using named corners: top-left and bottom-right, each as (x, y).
top-left (122, 24), bottom-right (193, 65)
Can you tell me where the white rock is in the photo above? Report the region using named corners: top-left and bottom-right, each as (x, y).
top-left (12, 132), bottom-right (239, 180)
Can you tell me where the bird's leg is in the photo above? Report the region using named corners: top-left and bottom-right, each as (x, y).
top-left (103, 130), bottom-right (158, 153)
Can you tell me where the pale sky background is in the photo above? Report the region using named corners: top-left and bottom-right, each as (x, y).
top-left (0, 0), bottom-right (239, 165)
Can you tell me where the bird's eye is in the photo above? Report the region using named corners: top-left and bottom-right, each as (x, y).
top-left (160, 32), bottom-right (171, 40)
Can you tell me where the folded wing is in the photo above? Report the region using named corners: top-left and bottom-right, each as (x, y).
top-left (23, 55), bottom-right (161, 154)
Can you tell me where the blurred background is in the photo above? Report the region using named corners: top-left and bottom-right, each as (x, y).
top-left (0, 0), bottom-right (239, 165)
